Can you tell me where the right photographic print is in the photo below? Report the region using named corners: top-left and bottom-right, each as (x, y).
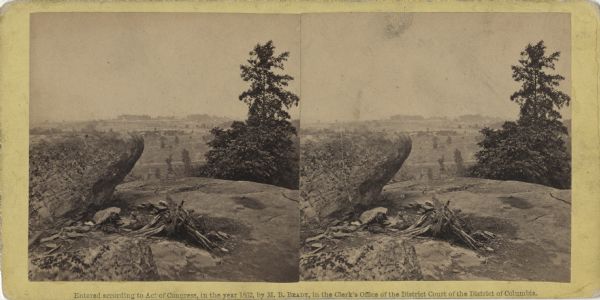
top-left (299, 13), bottom-right (571, 282)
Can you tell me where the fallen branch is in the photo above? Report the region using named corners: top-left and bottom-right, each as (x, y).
top-left (401, 197), bottom-right (491, 250)
top-left (131, 194), bottom-right (226, 252)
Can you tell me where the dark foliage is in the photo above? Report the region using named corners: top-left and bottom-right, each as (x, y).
top-left (202, 41), bottom-right (300, 189)
top-left (454, 149), bottom-right (465, 176)
top-left (472, 121), bottom-right (570, 188)
top-left (165, 155), bottom-right (173, 175)
top-left (437, 156), bottom-right (445, 173)
top-left (181, 148), bottom-right (192, 176)
top-left (471, 41), bottom-right (570, 189)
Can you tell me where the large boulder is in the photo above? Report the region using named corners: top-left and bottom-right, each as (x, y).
top-left (300, 235), bottom-right (422, 281)
top-left (301, 133), bottom-right (411, 223)
top-left (149, 240), bottom-right (221, 280)
top-left (29, 133), bottom-right (144, 231)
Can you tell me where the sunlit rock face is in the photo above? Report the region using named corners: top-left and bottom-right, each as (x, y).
top-left (29, 132), bottom-right (144, 231)
top-left (301, 132), bottom-right (412, 223)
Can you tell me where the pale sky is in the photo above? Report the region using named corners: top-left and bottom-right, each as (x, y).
top-left (30, 13), bottom-right (301, 124)
top-left (301, 13), bottom-right (571, 122)
top-left (31, 13), bottom-right (570, 124)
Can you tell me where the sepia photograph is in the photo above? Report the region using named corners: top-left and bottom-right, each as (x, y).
top-left (3, 1), bottom-right (600, 298)
top-left (299, 13), bottom-right (572, 281)
top-left (25, 10), bottom-right (574, 285)
top-left (28, 13), bottom-right (301, 282)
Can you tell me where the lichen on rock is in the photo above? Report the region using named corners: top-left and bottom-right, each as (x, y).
top-left (300, 132), bottom-right (411, 223)
top-left (300, 236), bottom-right (422, 281)
top-left (29, 132), bottom-right (144, 232)
top-left (29, 236), bottom-right (158, 281)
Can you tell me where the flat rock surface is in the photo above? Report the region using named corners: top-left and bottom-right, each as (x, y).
top-left (116, 177), bottom-right (300, 282)
top-left (386, 177), bottom-right (570, 281)
top-left (150, 240), bottom-right (221, 280)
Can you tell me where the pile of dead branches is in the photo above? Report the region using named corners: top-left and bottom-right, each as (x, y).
top-left (131, 194), bottom-right (229, 252)
top-left (401, 197), bottom-right (494, 250)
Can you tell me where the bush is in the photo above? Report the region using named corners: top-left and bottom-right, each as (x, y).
top-left (202, 41), bottom-right (300, 189)
top-left (471, 41), bottom-right (570, 189)
top-left (204, 121), bottom-right (298, 188)
top-left (471, 121), bottom-right (570, 188)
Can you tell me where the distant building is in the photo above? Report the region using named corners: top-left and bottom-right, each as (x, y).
top-left (117, 114), bottom-right (152, 121)
top-left (389, 114), bottom-right (425, 121)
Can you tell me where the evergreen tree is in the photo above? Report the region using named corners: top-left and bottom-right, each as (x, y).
top-left (182, 148), bottom-right (192, 176)
top-left (471, 41), bottom-right (570, 188)
top-left (204, 41), bottom-right (299, 188)
top-left (438, 156), bottom-right (445, 173)
top-left (454, 148), bottom-right (465, 176)
top-left (165, 154), bottom-right (173, 175)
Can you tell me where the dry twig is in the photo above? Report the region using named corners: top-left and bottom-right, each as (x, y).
top-left (401, 197), bottom-right (487, 250)
top-left (131, 194), bottom-right (224, 252)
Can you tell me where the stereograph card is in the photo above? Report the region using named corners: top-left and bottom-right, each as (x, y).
top-left (0, 0), bottom-right (599, 299)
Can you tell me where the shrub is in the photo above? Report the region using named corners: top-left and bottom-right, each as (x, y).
top-left (203, 41), bottom-right (300, 189)
top-left (471, 41), bottom-right (570, 189)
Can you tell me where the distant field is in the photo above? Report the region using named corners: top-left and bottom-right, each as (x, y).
top-left (30, 117), bottom-right (235, 181)
top-left (30, 116), bottom-right (303, 183)
top-left (398, 131), bottom-right (479, 181)
top-left (128, 132), bottom-right (210, 179)
top-left (301, 118), bottom-right (495, 182)
top-left (31, 116), bottom-right (568, 184)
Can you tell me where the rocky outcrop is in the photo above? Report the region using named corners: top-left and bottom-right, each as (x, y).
top-left (119, 177), bottom-right (300, 282)
top-left (29, 177), bottom-right (300, 282)
top-left (385, 178), bottom-right (570, 281)
top-left (301, 133), bottom-right (411, 223)
top-left (149, 240), bottom-right (221, 280)
top-left (29, 236), bottom-right (158, 281)
top-left (301, 236), bottom-right (422, 281)
top-left (301, 178), bottom-right (571, 282)
top-left (29, 133), bottom-right (144, 231)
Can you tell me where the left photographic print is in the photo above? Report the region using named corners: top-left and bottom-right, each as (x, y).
top-left (28, 13), bottom-right (301, 282)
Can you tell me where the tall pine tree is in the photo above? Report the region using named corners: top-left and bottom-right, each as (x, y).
top-left (471, 41), bottom-right (570, 188)
top-left (203, 41), bottom-right (299, 188)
